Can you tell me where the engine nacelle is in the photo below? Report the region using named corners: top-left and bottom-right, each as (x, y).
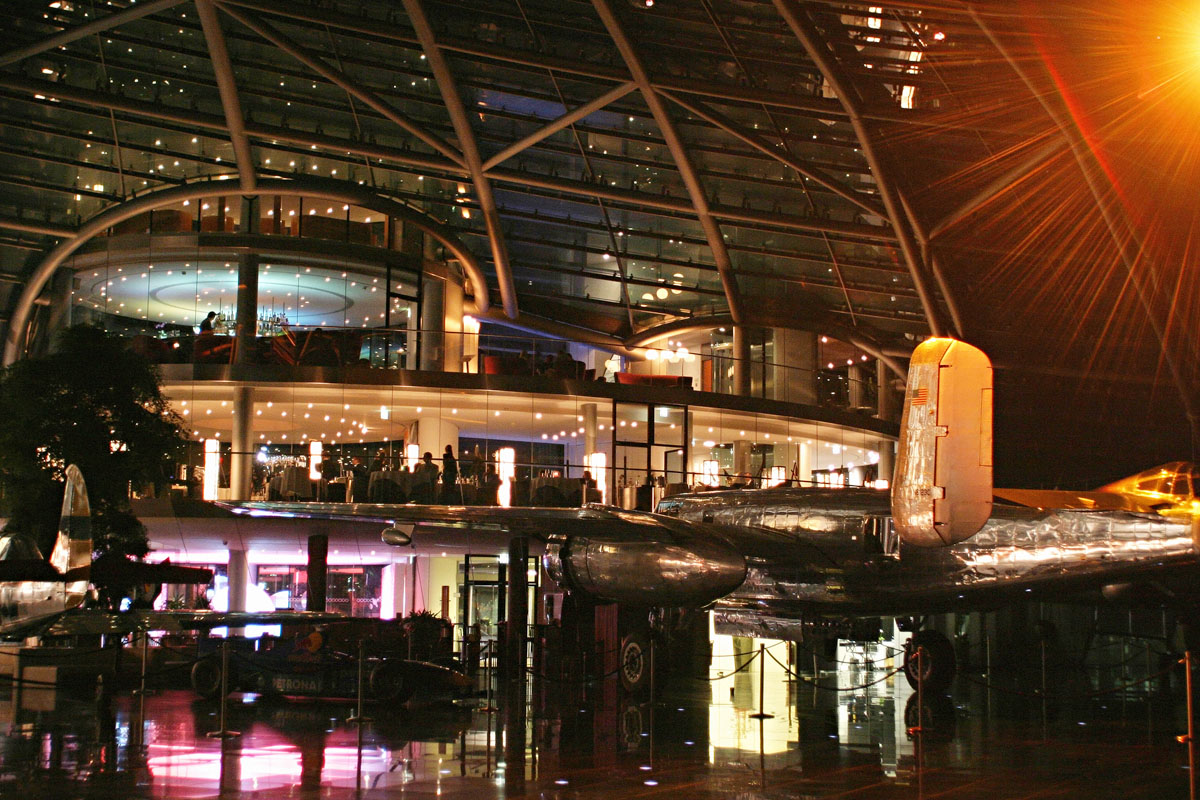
top-left (543, 532), bottom-right (745, 607)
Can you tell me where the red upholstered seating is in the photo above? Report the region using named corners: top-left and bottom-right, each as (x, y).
top-left (616, 372), bottom-right (692, 388)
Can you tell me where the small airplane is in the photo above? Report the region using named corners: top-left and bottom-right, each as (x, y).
top-left (994, 462), bottom-right (1200, 517)
top-left (219, 338), bottom-right (1200, 693)
top-left (0, 464), bottom-right (337, 640)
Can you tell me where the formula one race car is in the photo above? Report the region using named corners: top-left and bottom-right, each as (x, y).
top-left (189, 616), bottom-right (471, 703)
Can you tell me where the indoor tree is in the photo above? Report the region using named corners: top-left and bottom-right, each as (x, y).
top-left (0, 325), bottom-right (188, 558)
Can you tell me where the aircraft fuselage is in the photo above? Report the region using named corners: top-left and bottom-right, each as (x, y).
top-left (657, 487), bottom-right (1200, 635)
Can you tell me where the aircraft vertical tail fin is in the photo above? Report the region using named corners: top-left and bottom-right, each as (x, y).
top-left (892, 338), bottom-right (993, 547)
top-left (48, 464), bottom-right (91, 597)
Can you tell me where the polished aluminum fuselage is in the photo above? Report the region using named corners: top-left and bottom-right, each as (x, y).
top-left (658, 487), bottom-right (1200, 622)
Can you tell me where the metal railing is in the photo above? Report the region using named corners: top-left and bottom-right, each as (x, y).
top-left (110, 323), bottom-right (884, 413)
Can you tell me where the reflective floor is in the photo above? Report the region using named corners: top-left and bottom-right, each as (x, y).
top-left (0, 646), bottom-right (1192, 799)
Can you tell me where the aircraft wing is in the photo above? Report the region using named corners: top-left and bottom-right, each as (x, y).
top-left (216, 501), bottom-right (748, 608)
top-left (90, 554), bottom-right (214, 586)
top-left (0, 558), bottom-right (66, 581)
top-left (219, 500), bottom-right (643, 540)
top-left (993, 488), bottom-right (1146, 512)
top-left (41, 609), bottom-right (344, 637)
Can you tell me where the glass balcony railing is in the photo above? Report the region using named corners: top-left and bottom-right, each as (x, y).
top-left (116, 323), bottom-right (884, 416)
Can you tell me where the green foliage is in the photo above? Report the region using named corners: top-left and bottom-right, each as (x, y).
top-left (0, 325), bottom-right (187, 557)
top-left (402, 609), bottom-right (453, 660)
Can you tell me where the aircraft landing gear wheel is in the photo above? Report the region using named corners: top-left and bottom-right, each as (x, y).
top-left (618, 631), bottom-right (650, 693)
top-left (369, 661), bottom-right (413, 703)
top-left (191, 656), bottom-right (232, 699)
top-left (903, 630), bottom-right (955, 692)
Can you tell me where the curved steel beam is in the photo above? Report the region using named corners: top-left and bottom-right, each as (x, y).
top-left (195, 0), bottom-right (256, 193)
top-left (481, 81), bottom-right (638, 172)
top-left (0, 75), bottom-right (900, 243)
top-left (624, 313), bottom-right (906, 380)
top-left (591, 0), bottom-right (745, 325)
top-left (216, 3), bottom-right (466, 169)
top-left (927, 137), bottom-right (1065, 241)
top-left (660, 90), bottom-right (888, 220)
top-left (0, 217), bottom-right (73, 238)
top-left (774, 0), bottom-right (945, 338)
top-left (0, 0), bottom-right (186, 68)
top-left (2, 177), bottom-right (491, 364)
top-left (400, 0), bottom-right (517, 320)
top-left (472, 308), bottom-right (642, 359)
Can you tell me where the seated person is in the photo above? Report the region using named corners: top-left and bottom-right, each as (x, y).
top-left (479, 465), bottom-right (502, 506)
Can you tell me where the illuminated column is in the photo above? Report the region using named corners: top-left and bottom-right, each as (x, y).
top-left (582, 403), bottom-right (603, 502)
top-left (443, 273), bottom-right (464, 372)
top-left (733, 439), bottom-right (753, 479)
top-left (381, 563), bottom-right (397, 620)
top-left (384, 557), bottom-right (428, 620)
top-left (202, 438), bottom-right (220, 500)
top-left (497, 447), bottom-right (516, 507)
top-left (798, 440), bottom-right (812, 486)
top-left (227, 548), bottom-right (248, 614)
top-left (773, 329), bottom-right (817, 404)
top-left (732, 326), bottom-right (751, 396)
top-left (308, 440), bottom-right (323, 481)
top-left (414, 411), bottom-right (459, 464)
top-left (229, 386), bottom-right (254, 501)
top-left (877, 438), bottom-right (896, 488)
top-left (462, 315), bottom-right (480, 373)
top-left (583, 403), bottom-right (598, 454)
top-left (419, 274), bottom-right (445, 371)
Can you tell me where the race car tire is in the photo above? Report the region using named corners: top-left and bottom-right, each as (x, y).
top-left (191, 656), bottom-right (233, 699)
top-left (369, 661), bottom-right (414, 703)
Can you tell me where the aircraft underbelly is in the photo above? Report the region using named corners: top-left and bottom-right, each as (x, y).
top-left (718, 507), bottom-right (1200, 619)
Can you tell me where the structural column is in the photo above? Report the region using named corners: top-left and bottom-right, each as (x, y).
top-left (732, 326), bottom-right (751, 396)
top-left (413, 411), bottom-right (459, 464)
top-left (797, 440), bottom-right (812, 486)
top-left (306, 533), bottom-right (328, 613)
top-left (230, 197), bottom-right (260, 503)
top-left (848, 363), bottom-right (868, 409)
top-left (877, 439), bottom-right (895, 488)
top-left (876, 358), bottom-right (897, 421)
top-left (583, 403), bottom-right (598, 456)
top-left (229, 385), bottom-right (255, 501)
top-left (503, 535), bottom-right (529, 794)
top-left (733, 439), bottom-right (753, 480)
top-left (227, 548), bottom-right (249, 613)
top-left (773, 328), bottom-right (817, 404)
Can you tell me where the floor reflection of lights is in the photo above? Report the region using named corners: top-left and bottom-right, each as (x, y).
top-left (0, 648), bottom-right (1194, 799)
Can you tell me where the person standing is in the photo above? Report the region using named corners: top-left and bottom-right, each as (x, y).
top-left (441, 444), bottom-right (459, 501)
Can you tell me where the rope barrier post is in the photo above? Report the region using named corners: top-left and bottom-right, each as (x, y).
top-left (1041, 638), bottom-right (1048, 734)
top-left (482, 640), bottom-right (497, 713)
top-left (985, 632), bottom-right (992, 718)
top-left (348, 639), bottom-right (372, 725)
top-left (206, 638), bottom-right (241, 739)
top-left (750, 644), bottom-right (774, 720)
top-left (1178, 650), bottom-right (1196, 800)
top-left (914, 645), bottom-right (925, 793)
top-left (132, 631), bottom-right (150, 697)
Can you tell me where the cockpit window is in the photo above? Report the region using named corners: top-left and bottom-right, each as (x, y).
top-left (1137, 477), bottom-right (1164, 492)
top-left (1172, 473), bottom-right (1193, 497)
